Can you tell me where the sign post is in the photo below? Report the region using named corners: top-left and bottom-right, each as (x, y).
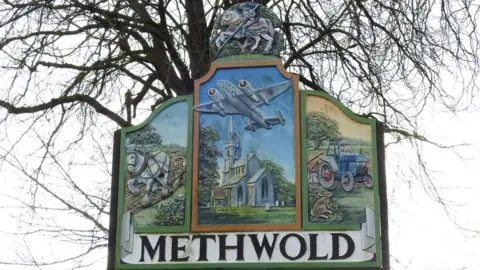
top-left (108, 2), bottom-right (389, 269)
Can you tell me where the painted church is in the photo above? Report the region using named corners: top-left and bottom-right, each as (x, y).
top-left (211, 117), bottom-right (276, 207)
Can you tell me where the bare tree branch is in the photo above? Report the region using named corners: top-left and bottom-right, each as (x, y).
top-left (0, 95), bottom-right (130, 127)
top-left (0, 0), bottom-right (479, 267)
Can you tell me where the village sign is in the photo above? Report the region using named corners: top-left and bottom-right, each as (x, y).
top-left (107, 2), bottom-right (389, 269)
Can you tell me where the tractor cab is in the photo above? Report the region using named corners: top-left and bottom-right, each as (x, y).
top-left (326, 141), bottom-right (356, 163)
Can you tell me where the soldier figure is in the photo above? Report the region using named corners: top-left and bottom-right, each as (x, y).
top-left (240, 2), bottom-right (259, 35)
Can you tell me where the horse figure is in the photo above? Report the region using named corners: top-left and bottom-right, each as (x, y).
top-left (215, 9), bottom-right (275, 53)
top-left (126, 150), bottom-right (170, 202)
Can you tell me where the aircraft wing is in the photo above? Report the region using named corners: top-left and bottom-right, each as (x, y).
top-left (193, 99), bottom-right (240, 115)
top-left (240, 80), bottom-right (292, 107)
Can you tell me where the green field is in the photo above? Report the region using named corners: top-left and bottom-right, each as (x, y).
top-left (198, 206), bottom-right (296, 225)
top-left (332, 185), bottom-right (374, 224)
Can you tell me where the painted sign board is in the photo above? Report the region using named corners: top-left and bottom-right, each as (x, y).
top-left (107, 60), bottom-right (389, 269)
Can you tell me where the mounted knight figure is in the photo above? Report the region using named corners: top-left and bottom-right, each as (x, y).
top-left (126, 149), bottom-right (170, 202)
top-left (213, 2), bottom-right (283, 57)
top-left (240, 2), bottom-right (260, 35)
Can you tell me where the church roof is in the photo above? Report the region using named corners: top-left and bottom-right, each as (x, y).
top-left (222, 167), bottom-right (267, 186)
top-left (232, 153), bottom-right (256, 168)
top-left (223, 174), bottom-right (246, 186)
top-left (248, 167), bottom-right (267, 183)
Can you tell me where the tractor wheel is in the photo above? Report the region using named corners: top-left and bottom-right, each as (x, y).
top-left (364, 174), bottom-right (374, 189)
top-left (341, 172), bottom-right (355, 192)
top-left (317, 162), bottom-right (336, 190)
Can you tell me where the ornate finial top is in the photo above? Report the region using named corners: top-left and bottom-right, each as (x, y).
top-left (210, 2), bottom-right (284, 62)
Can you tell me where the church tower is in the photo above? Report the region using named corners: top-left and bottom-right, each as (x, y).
top-left (223, 116), bottom-right (241, 185)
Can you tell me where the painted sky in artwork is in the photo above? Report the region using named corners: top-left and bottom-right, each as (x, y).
top-left (198, 66), bottom-right (296, 182)
top-left (306, 96), bottom-right (372, 142)
top-left (150, 101), bottom-right (189, 146)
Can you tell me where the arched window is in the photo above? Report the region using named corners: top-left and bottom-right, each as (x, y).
top-left (237, 185), bottom-right (243, 203)
top-left (262, 177), bottom-right (268, 200)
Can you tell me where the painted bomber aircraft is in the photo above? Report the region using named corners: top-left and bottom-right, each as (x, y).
top-left (194, 79), bottom-right (292, 131)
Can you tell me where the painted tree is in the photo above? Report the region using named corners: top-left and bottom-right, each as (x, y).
top-left (126, 125), bottom-right (162, 151)
top-left (260, 159), bottom-right (295, 206)
top-left (198, 126), bottom-right (222, 206)
top-left (0, 0), bottom-right (479, 268)
top-left (152, 195), bottom-right (185, 226)
top-left (306, 112), bottom-right (343, 149)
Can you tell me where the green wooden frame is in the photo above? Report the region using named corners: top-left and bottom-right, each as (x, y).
top-left (115, 96), bottom-right (193, 269)
top-left (300, 90), bottom-right (382, 267)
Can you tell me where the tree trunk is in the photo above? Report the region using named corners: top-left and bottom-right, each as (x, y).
top-left (185, 0), bottom-right (211, 81)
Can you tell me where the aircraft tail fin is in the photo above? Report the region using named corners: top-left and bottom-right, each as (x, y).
top-left (265, 111), bottom-right (286, 126)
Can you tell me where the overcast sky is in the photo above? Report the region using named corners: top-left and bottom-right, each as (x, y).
top-left (387, 106), bottom-right (480, 269)
top-left (0, 94), bottom-right (479, 270)
top-left (0, 15), bottom-right (479, 270)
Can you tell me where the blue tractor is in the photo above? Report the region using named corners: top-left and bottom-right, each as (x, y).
top-left (316, 141), bottom-right (373, 192)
